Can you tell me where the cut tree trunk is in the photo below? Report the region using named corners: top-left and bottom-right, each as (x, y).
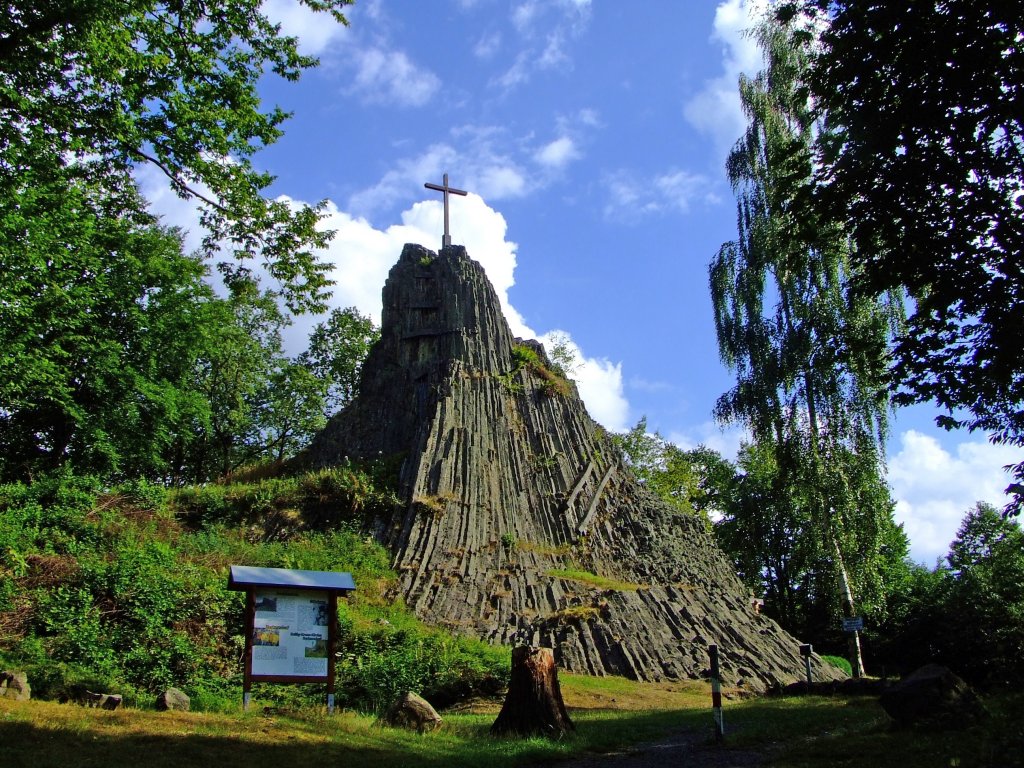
top-left (491, 646), bottom-right (574, 738)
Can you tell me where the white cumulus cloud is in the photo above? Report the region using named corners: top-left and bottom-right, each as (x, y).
top-left (535, 137), bottom-right (580, 170)
top-left (889, 430), bottom-right (1023, 564)
top-left (347, 47), bottom-right (441, 107)
top-left (684, 0), bottom-right (768, 157)
top-left (262, 0), bottom-right (350, 55)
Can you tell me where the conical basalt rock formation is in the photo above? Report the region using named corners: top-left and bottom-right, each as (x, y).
top-left (309, 243), bottom-right (841, 692)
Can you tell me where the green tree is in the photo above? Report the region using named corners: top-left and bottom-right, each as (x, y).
top-left (945, 502), bottom-right (1024, 684)
top-left (781, 1), bottom-right (1024, 513)
top-left (873, 503), bottom-right (1024, 686)
top-left (299, 307), bottom-right (380, 416)
top-left (871, 560), bottom-right (949, 678)
top-left (613, 418), bottom-right (698, 515)
top-left (613, 418), bottom-right (668, 487)
top-left (709, 16), bottom-right (903, 673)
top-left (252, 362), bottom-right (328, 464)
top-left (0, 174), bottom-right (216, 482)
top-left (1, 0), bottom-right (352, 313)
top-left (714, 442), bottom-right (815, 627)
top-left (613, 418), bottom-right (732, 521)
top-left (185, 276), bottom-right (294, 478)
top-left (544, 332), bottom-right (580, 380)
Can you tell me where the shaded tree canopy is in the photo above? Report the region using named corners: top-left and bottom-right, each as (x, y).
top-left (710, 15), bottom-right (905, 672)
top-left (0, 0), bottom-right (374, 484)
top-left (1, 0), bottom-right (352, 312)
top-left (781, 0), bottom-right (1024, 511)
top-left (874, 502), bottom-right (1024, 686)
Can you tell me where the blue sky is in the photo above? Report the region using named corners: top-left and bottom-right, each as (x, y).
top-left (141, 0), bottom-right (1021, 564)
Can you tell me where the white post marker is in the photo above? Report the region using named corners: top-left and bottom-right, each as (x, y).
top-left (709, 643), bottom-right (724, 742)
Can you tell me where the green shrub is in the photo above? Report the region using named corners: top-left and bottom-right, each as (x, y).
top-left (171, 465), bottom-right (400, 532)
top-left (187, 675), bottom-right (244, 713)
top-left (821, 654), bottom-right (853, 676)
top-left (509, 343), bottom-right (571, 397)
top-left (0, 475), bottom-right (103, 562)
top-left (335, 611), bottom-right (508, 713)
top-left (1, 470), bottom-right (506, 715)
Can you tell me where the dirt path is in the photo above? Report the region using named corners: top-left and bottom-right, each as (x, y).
top-left (538, 728), bottom-right (766, 768)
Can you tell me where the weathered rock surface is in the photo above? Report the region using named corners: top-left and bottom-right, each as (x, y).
top-left (880, 664), bottom-right (987, 728)
top-left (308, 243), bottom-right (843, 693)
top-left (384, 691), bottom-right (443, 732)
top-left (80, 690), bottom-right (122, 710)
top-left (156, 687), bottom-right (190, 712)
top-left (0, 670), bottom-right (30, 701)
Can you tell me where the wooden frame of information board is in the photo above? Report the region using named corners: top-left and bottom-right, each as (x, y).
top-left (228, 565), bottom-right (355, 713)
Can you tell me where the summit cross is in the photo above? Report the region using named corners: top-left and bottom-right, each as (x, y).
top-left (424, 173), bottom-right (468, 249)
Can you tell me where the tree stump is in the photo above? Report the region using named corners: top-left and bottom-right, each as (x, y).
top-left (491, 646), bottom-right (574, 738)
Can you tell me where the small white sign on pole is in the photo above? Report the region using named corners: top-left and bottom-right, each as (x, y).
top-left (842, 616), bottom-right (864, 633)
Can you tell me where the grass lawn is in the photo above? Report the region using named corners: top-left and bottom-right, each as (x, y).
top-left (2, 674), bottom-right (1021, 768)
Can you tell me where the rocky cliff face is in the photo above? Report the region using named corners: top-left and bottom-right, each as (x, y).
top-left (308, 243), bottom-right (841, 692)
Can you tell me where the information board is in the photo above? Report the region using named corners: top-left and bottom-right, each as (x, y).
top-left (251, 589), bottom-right (330, 678)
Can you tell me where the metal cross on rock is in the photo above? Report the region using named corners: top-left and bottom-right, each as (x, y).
top-left (424, 173), bottom-right (468, 249)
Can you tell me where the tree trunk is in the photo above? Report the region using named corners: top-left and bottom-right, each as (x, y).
top-left (491, 646), bottom-right (574, 738)
top-left (832, 535), bottom-right (866, 677)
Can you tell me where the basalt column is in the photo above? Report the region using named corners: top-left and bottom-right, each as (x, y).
top-left (308, 243), bottom-right (843, 692)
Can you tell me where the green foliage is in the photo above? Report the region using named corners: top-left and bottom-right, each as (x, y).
top-left (873, 503), bottom-right (1024, 687)
top-left (171, 464), bottom-right (401, 533)
top-left (0, 469), bottom-right (503, 713)
top-left (708, 15), bottom-right (907, 666)
top-left (783, 0), bottom-right (1024, 514)
top-left (0, 474), bottom-right (104, 561)
top-left (0, 0), bottom-right (352, 314)
top-left (336, 611), bottom-right (508, 713)
top-left (544, 332), bottom-right (580, 380)
top-left (511, 343), bottom-right (542, 370)
top-left (499, 533), bottom-right (517, 553)
top-left (713, 441), bottom-right (909, 649)
top-left (613, 417), bottom-right (721, 520)
top-left (300, 307), bottom-right (381, 416)
top-left (0, 2), bottom-right (387, 487)
top-left (508, 342), bottom-right (571, 397)
top-left (0, 194), bottom-right (375, 484)
top-left (0, 184), bottom-right (217, 482)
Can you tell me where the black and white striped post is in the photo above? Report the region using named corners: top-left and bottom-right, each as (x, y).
top-left (709, 643), bottom-right (724, 743)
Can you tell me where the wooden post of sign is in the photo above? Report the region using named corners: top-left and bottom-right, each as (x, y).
top-left (327, 592), bottom-right (338, 714)
top-left (709, 644), bottom-right (724, 743)
top-left (243, 589), bottom-right (254, 711)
